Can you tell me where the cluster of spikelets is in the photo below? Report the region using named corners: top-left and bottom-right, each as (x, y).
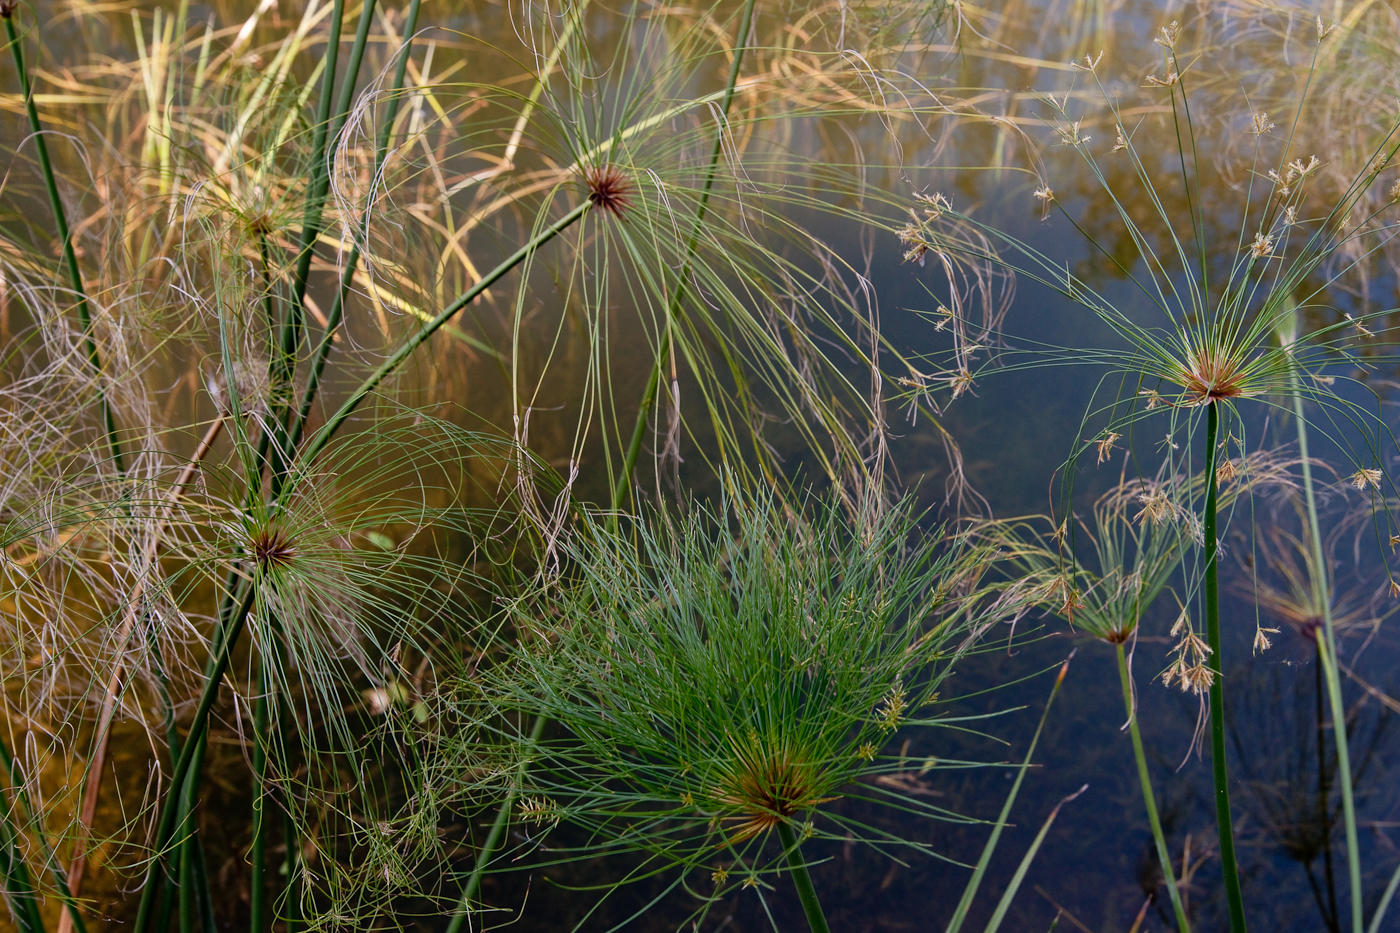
top-left (452, 490), bottom-right (1033, 917)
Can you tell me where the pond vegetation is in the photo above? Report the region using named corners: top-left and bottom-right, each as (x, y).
top-left (2, 1), bottom-right (1400, 930)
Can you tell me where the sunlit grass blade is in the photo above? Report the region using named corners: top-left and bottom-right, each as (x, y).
top-left (984, 783), bottom-right (1089, 933)
top-left (945, 653), bottom-right (1072, 933)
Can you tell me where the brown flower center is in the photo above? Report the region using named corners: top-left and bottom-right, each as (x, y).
top-left (582, 164), bottom-right (633, 218)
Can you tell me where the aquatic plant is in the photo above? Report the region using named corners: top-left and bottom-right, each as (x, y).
top-left (989, 474), bottom-right (1196, 930)
top-left (456, 489), bottom-right (1044, 931)
top-left (22, 0), bottom-right (1399, 928)
top-left (984, 451), bottom-right (1297, 932)
top-left (903, 13), bottom-right (1400, 931)
top-left (0, 0), bottom-right (1002, 928)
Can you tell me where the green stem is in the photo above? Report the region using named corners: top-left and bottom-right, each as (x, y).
top-left (132, 584), bottom-right (257, 932)
top-left (171, 732), bottom-right (213, 933)
top-left (946, 655), bottom-right (1073, 933)
top-left (3, 10), bottom-right (125, 476)
top-left (255, 614), bottom-right (298, 933)
top-left (445, 713), bottom-right (548, 933)
top-left (1116, 642), bottom-right (1190, 932)
top-left (284, 0), bottom-right (376, 328)
top-left (608, 0), bottom-right (758, 520)
top-left (280, 0), bottom-right (346, 350)
top-left (1203, 400), bottom-right (1247, 932)
top-left (250, 657), bottom-right (272, 933)
top-left (293, 201), bottom-right (590, 472)
top-left (777, 820), bottom-right (831, 933)
top-left (251, 229), bottom-right (286, 493)
top-left (0, 722), bottom-right (88, 932)
top-left (149, 636), bottom-right (214, 933)
top-left (1368, 861), bottom-right (1400, 933)
top-left (1292, 387), bottom-right (1362, 933)
top-left (178, 813), bottom-right (196, 933)
top-left (0, 804), bottom-right (44, 933)
top-left (264, 0), bottom-right (371, 482)
top-left (1315, 651), bottom-right (1340, 928)
top-left (1316, 628), bottom-right (1359, 928)
top-left (0, 734), bottom-right (47, 933)
top-left (283, 0), bottom-right (423, 461)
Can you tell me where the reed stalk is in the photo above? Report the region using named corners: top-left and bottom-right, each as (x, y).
top-left (1116, 642), bottom-right (1191, 931)
top-left (0, 804), bottom-right (43, 933)
top-left (609, 0), bottom-right (758, 517)
top-left (261, 0), bottom-right (361, 482)
top-left (0, 733), bottom-right (84, 933)
top-left (1290, 378), bottom-right (1361, 932)
top-left (132, 584), bottom-right (256, 931)
top-left (250, 658), bottom-right (272, 933)
top-left (778, 821), bottom-right (831, 933)
top-left (946, 655), bottom-right (1073, 933)
top-left (1203, 400), bottom-right (1247, 932)
top-left (248, 7), bottom-right (419, 921)
top-left (279, 0), bottom-right (347, 364)
top-left (285, 0), bottom-right (423, 458)
top-left (149, 638), bottom-right (215, 933)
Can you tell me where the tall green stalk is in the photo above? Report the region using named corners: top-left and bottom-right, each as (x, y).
top-left (1203, 400), bottom-right (1247, 932)
top-left (132, 584), bottom-right (256, 932)
top-left (609, 0), bottom-right (759, 517)
top-left (250, 7), bottom-right (420, 921)
top-left (278, 0), bottom-right (348, 357)
top-left (444, 713), bottom-right (548, 933)
top-left (946, 656), bottom-right (1072, 933)
top-left (0, 803), bottom-right (43, 933)
top-left (250, 658), bottom-right (272, 933)
top-left (1116, 642), bottom-right (1191, 931)
top-left (2, 6), bottom-right (125, 475)
top-left (1290, 383), bottom-right (1362, 932)
top-left (147, 637), bottom-right (214, 933)
top-left (0, 733), bottom-right (85, 933)
top-left (0, 733), bottom-right (88, 933)
top-left (778, 821), bottom-right (831, 933)
top-left (284, 0), bottom-right (423, 459)
top-left (124, 0), bottom-right (374, 899)
top-left (261, 0), bottom-right (370, 482)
